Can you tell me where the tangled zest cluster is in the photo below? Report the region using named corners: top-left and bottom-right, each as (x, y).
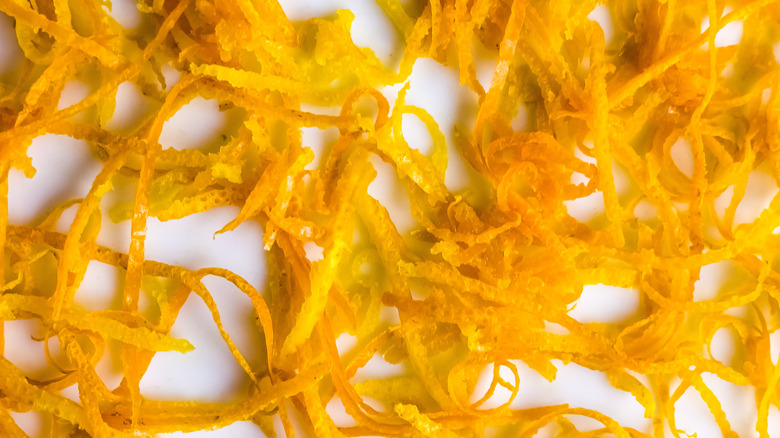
top-left (2, 0), bottom-right (780, 436)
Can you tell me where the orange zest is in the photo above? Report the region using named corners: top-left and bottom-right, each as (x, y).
top-left (2, 0), bottom-right (780, 437)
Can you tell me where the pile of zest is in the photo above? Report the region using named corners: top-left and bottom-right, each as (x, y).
top-left (1, 0), bottom-right (780, 437)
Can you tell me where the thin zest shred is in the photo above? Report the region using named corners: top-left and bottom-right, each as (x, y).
top-left (0, 0), bottom-right (780, 437)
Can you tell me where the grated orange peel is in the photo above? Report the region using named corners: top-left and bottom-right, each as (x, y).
top-left (0, 0), bottom-right (779, 437)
